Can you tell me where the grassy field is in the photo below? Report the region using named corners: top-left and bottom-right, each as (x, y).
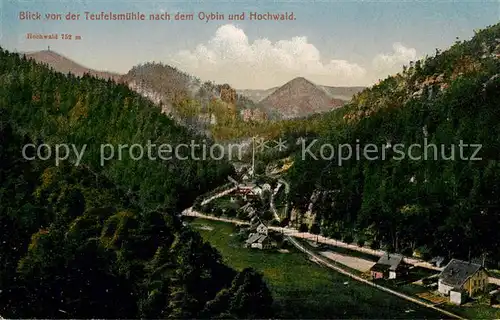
top-left (189, 218), bottom-right (443, 319)
top-left (444, 302), bottom-right (500, 319)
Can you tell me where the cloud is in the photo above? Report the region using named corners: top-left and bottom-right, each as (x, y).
top-left (372, 42), bottom-right (417, 71)
top-left (169, 24), bottom-right (418, 89)
top-left (170, 24), bottom-right (366, 89)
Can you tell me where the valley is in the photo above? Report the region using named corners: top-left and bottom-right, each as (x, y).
top-left (183, 22), bottom-right (500, 318)
top-left (190, 218), bottom-right (444, 319)
top-left (183, 179), bottom-right (500, 319)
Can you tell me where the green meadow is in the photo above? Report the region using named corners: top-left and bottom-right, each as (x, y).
top-left (189, 218), bottom-right (442, 319)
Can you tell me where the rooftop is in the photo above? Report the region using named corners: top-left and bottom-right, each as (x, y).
top-left (246, 233), bottom-right (268, 244)
top-left (376, 253), bottom-right (404, 271)
top-left (439, 259), bottom-right (483, 288)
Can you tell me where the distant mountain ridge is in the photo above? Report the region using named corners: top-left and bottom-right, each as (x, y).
top-left (24, 50), bottom-right (121, 81)
top-left (23, 50), bottom-right (364, 126)
top-left (22, 51), bottom-right (267, 135)
top-left (320, 85), bottom-right (366, 101)
top-left (237, 84), bottom-right (365, 103)
top-left (236, 88), bottom-right (278, 103)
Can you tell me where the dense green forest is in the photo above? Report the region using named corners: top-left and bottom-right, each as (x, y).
top-left (0, 49), bottom-right (273, 318)
top-left (1, 50), bottom-right (237, 212)
top-left (285, 24), bottom-right (500, 265)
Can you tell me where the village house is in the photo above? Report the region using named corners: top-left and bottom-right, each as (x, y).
top-left (249, 216), bottom-right (268, 235)
top-left (244, 233), bottom-right (272, 250)
top-left (250, 183), bottom-right (272, 197)
top-left (240, 203), bottom-right (250, 211)
top-left (234, 186), bottom-right (257, 202)
top-left (239, 203), bottom-right (257, 220)
top-left (438, 259), bottom-right (488, 305)
top-left (233, 182), bottom-right (260, 198)
top-left (370, 253), bottom-right (409, 280)
top-left (244, 217), bottom-right (273, 250)
top-left (430, 256), bottom-right (447, 268)
top-left (252, 185), bottom-right (263, 196)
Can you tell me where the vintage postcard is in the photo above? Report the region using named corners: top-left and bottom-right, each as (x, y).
top-left (1, 0), bottom-right (500, 319)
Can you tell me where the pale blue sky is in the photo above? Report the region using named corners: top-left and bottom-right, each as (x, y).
top-left (1, 0), bottom-right (498, 88)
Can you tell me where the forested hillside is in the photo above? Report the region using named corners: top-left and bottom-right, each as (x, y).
top-left (286, 23), bottom-right (500, 265)
top-left (0, 49), bottom-right (273, 318)
top-left (121, 63), bottom-right (270, 132)
top-left (1, 50), bottom-right (237, 212)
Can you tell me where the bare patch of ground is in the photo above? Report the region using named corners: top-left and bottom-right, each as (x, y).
top-left (197, 225), bottom-right (214, 231)
top-left (416, 292), bottom-right (448, 305)
top-left (319, 251), bottom-right (376, 272)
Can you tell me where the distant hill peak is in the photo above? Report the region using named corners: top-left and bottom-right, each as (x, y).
top-left (288, 76), bottom-right (314, 83)
top-left (237, 78), bottom-right (365, 104)
top-left (281, 77), bottom-right (317, 88)
top-left (24, 50), bottom-right (121, 81)
top-left (259, 76), bottom-right (346, 119)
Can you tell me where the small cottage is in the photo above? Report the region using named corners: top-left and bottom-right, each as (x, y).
top-left (438, 259), bottom-right (488, 305)
top-left (370, 253), bottom-right (408, 280)
top-left (245, 217), bottom-right (272, 250)
top-left (430, 256), bottom-right (447, 268)
top-left (249, 216), bottom-right (268, 235)
top-left (256, 223), bottom-right (268, 235)
top-left (240, 203), bottom-right (256, 217)
top-left (252, 186), bottom-right (263, 196)
top-left (245, 234), bottom-right (272, 249)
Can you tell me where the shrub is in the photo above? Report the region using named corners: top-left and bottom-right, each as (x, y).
top-left (309, 224), bottom-right (320, 235)
top-left (370, 240), bottom-right (380, 250)
top-left (342, 234), bottom-right (354, 244)
top-left (414, 245), bottom-right (431, 260)
top-left (269, 220), bottom-right (280, 226)
top-left (356, 238), bottom-right (365, 247)
top-left (213, 208), bottom-right (223, 217)
top-left (280, 239), bottom-right (291, 249)
top-left (236, 210), bottom-right (247, 220)
top-left (331, 231), bottom-right (342, 240)
top-left (225, 208), bottom-right (237, 217)
top-left (298, 223), bottom-right (308, 232)
top-left (381, 243), bottom-right (394, 252)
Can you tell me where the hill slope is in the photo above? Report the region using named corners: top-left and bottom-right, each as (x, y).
top-left (320, 85), bottom-right (366, 101)
top-left (0, 47), bottom-right (273, 319)
top-left (23, 51), bottom-right (270, 136)
top-left (285, 23), bottom-right (500, 266)
top-left (258, 77), bottom-right (346, 119)
top-left (236, 87), bottom-right (278, 103)
top-left (25, 50), bottom-right (121, 81)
